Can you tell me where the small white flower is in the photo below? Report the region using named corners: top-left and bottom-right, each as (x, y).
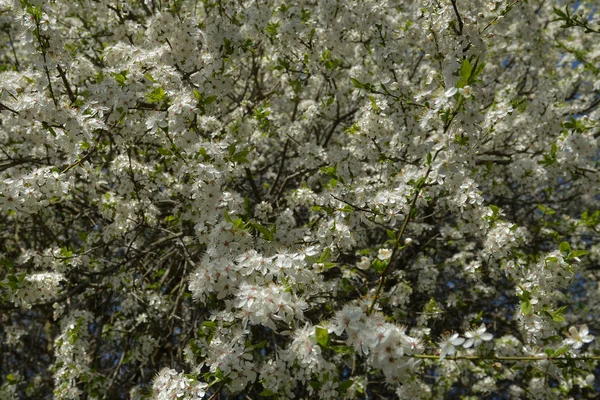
top-left (332, 305), bottom-right (364, 336)
top-left (377, 248), bottom-right (393, 261)
top-left (438, 332), bottom-right (465, 359)
top-left (459, 85), bottom-right (473, 98)
top-left (445, 87), bottom-right (458, 97)
top-left (565, 325), bottom-right (594, 350)
top-left (356, 256), bottom-right (371, 270)
top-left (463, 324), bottom-right (494, 348)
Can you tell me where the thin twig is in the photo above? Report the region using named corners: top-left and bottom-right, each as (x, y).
top-left (57, 64), bottom-right (76, 103)
top-left (245, 167), bottom-right (262, 203)
top-left (450, 0), bottom-right (463, 35)
top-left (368, 148), bottom-right (442, 315)
top-left (0, 101), bottom-right (19, 115)
top-left (6, 28), bottom-right (20, 69)
top-left (411, 354), bottom-right (600, 361)
top-left (269, 139), bottom-right (290, 197)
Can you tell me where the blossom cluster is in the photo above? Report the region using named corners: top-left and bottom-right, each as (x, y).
top-left (0, 0), bottom-right (598, 398)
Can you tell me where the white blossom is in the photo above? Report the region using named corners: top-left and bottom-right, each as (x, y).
top-left (463, 324), bottom-right (494, 348)
top-left (565, 325), bottom-right (594, 350)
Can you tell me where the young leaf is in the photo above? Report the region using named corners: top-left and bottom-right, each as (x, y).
top-left (559, 241), bottom-right (571, 254)
top-left (460, 59), bottom-right (472, 85)
top-left (520, 300), bottom-right (533, 316)
top-left (315, 326), bottom-right (330, 347)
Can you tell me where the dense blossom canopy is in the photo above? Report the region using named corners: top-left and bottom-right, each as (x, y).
top-left (1, 0), bottom-right (599, 398)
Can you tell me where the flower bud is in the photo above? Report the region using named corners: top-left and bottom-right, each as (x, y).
top-left (356, 256), bottom-right (371, 270)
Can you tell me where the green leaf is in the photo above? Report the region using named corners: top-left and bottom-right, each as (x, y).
top-left (552, 345), bottom-right (570, 357)
top-left (369, 95), bottom-right (378, 111)
top-left (241, 38), bottom-right (254, 53)
top-left (309, 379), bottom-right (323, 389)
top-left (59, 247), bottom-right (74, 258)
top-left (372, 258), bottom-right (388, 274)
top-left (197, 146), bottom-right (208, 160)
top-left (250, 221), bottom-right (275, 241)
top-left (164, 215), bottom-right (178, 223)
top-left (112, 70), bottom-right (128, 86)
top-left (350, 77), bottom-right (364, 89)
top-left (247, 340), bottom-right (267, 350)
top-left (471, 311), bottom-right (483, 324)
top-left (228, 142), bottom-right (237, 157)
top-left (424, 297), bottom-right (441, 314)
top-left (231, 147), bottom-right (253, 163)
top-left (320, 164), bottom-right (338, 179)
top-left (315, 326), bottom-right (329, 347)
top-left (194, 91), bottom-right (218, 114)
top-left (454, 134), bottom-right (469, 146)
top-left (193, 89), bottom-right (202, 101)
top-left (559, 241), bottom-right (571, 254)
top-left (2, 276), bottom-right (19, 290)
top-left (553, 7), bottom-right (567, 19)
top-left (570, 249), bottom-right (589, 258)
top-left (0, 257), bottom-right (15, 272)
top-left (204, 95), bottom-right (217, 105)
top-left (157, 147), bottom-right (172, 156)
top-left (223, 37), bottom-right (234, 55)
top-left (322, 95), bottom-right (335, 107)
top-left (338, 204), bottom-right (353, 213)
top-left (537, 204), bottom-right (556, 215)
top-left (339, 380), bottom-right (354, 392)
top-left (460, 59), bottom-right (472, 83)
top-left (6, 373), bottom-right (18, 384)
top-left (146, 87), bottom-right (167, 104)
top-left (259, 390), bottom-right (276, 397)
top-left (552, 306), bottom-right (567, 322)
top-left (232, 217), bottom-right (246, 230)
top-left (329, 345), bottom-right (354, 354)
top-left (474, 63), bottom-right (485, 77)
top-left (265, 22), bottom-right (279, 37)
top-left (316, 247), bottom-right (331, 263)
top-left (520, 300), bottom-right (532, 316)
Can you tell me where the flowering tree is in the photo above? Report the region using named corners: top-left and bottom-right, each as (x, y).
top-left (1, 0), bottom-right (599, 398)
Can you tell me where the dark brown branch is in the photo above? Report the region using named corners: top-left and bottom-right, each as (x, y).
top-left (0, 101), bottom-right (19, 115)
top-left (57, 64), bottom-right (76, 103)
top-left (450, 0), bottom-right (464, 35)
top-left (245, 167), bottom-right (262, 203)
top-left (269, 139), bottom-right (290, 197)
